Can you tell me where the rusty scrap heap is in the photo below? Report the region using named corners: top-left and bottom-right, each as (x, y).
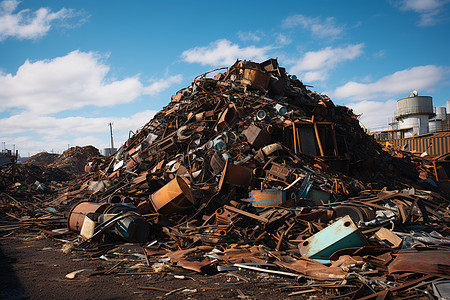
top-left (3, 59), bottom-right (450, 299)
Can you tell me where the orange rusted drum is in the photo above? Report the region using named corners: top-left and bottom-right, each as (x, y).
top-left (67, 202), bottom-right (108, 232)
top-left (149, 176), bottom-right (194, 214)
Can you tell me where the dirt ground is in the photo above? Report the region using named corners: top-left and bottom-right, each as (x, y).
top-left (0, 232), bottom-right (309, 300)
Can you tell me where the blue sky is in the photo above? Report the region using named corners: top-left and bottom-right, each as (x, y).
top-left (1, 0), bottom-right (450, 156)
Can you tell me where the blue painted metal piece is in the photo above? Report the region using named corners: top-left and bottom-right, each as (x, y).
top-left (306, 189), bottom-right (331, 205)
top-left (297, 172), bottom-right (313, 199)
top-left (298, 215), bottom-right (368, 264)
top-left (115, 215), bottom-right (150, 243)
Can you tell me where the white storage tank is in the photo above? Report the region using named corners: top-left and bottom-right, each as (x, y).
top-left (429, 119), bottom-right (442, 132)
top-left (396, 95), bottom-right (433, 117)
top-left (436, 107), bottom-right (447, 122)
top-left (398, 115), bottom-right (430, 137)
top-left (396, 91), bottom-right (435, 137)
top-left (446, 100), bottom-right (450, 114)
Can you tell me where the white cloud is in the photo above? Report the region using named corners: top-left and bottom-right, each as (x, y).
top-left (0, 50), bottom-right (182, 114)
top-left (373, 50), bottom-right (385, 58)
top-left (282, 14), bottom-right (344, 39)
top-left (391, 0), bottom-right (450, 26)
top-left (0, 109), bottom-right (158, 155)
top-left (0, 50), bottom-right (182, 155)
top-left (0, 0), bottom-right (81, 41)
top-left (144, 75), bottom-right (183, 95)
top-left (275, 33), bottom-right (292, 46)
top-left (0, 110), bottom-right (157, 136)
top-left (289, 44), bottom-right (364, 81)
top-left (303, 70), bottom-right (327, 82)
top-left (347, 100), bottom-right (397, 131)
top-left (181, 39), bottom-right (272, 66)
top-left (332, 65), bottom-right (447, 101)
top-left (237, 31), bottom-right (263, 42)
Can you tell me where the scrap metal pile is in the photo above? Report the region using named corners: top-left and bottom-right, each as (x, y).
top-left (3, 59), bottom-right (450, 299)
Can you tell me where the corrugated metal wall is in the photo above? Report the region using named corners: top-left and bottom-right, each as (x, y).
top-left (383, 132), bottom-right (450, 156)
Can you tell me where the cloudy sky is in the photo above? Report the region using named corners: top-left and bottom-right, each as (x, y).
top-left (1, 0), bottom-right (449, 157)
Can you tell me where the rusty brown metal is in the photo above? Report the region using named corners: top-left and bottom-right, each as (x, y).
top-left (388, 250), bottom-right (450, 276)
top-left (377, 131), bottom-right (450, 156)
top-left (242, 124), bottom-right (271, 149)
top-left (149, 176), bottom-right (194, 214)
top-left (218, 160), bottom-right (253, 190)
top-left (217, 104), bottom-right (238, 131)
top-left (67, 202), bottom-right (108, 232)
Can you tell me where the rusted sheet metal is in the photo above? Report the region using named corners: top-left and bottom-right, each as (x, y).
top-left (357, 274), bottom-right (434, 300)
top-left (165, 246), bottom-right (214, 273)
top-left (249, 189), bottom-right (286, 208)
top-left (383, 133), bottom-right (450, 156)
top-left (275, 257), bottom-right (346, 280)
top-left (374, 227), bottom-right (403, 248)
top-left (223, 205), bottom-right (268, 223)
top-left (434, 153), bottom-right (450, 182)
top-left (388, 250), bottom-right (450, 276)
top-left (298, 215), bottom-right (368, 262)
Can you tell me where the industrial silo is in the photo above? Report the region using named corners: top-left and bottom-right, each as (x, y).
top-left (436, 107), bottom-right (447, 122)
top-left (395, 91), bottom-right (435, 137)
top-left (429, 119), bottom-right (442, 132)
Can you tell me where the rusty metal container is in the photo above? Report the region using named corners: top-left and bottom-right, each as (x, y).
top-left (218, 160), bottom-right (253, 190)
top-left (67, 202), bottom-right (109, 232)
top-left (242, 124), bottom-right (271, 149)
top-left (149, 176), bottom-right (194, 214)
top-left (217, 104), bottom-right (238, 131)
top-left (238, 61), bottom-right (270, 90)
top-left (249, 189), bottom-right (286, 208)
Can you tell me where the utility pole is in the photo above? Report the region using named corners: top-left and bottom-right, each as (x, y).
top-left (108, 122), bottom-right (114, 149)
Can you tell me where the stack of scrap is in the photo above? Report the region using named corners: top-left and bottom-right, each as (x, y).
top-left (1, 59), bottom-right (449, 299)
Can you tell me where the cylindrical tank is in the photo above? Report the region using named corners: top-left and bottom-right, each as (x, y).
top-left (429, 119), bottom-right (442, 132)
top-left (396, 95), bottom-right (434, 118)
top-left (446, 100), bottom-right (450, 114)
top-left (398, 115), bottom-right (430, 137)
top-left (149, 176), bottom-right (194, 214)
top-left (67, 202), bottom-right (109, 232)
top-left (436, 107), bottom-right (447, 122)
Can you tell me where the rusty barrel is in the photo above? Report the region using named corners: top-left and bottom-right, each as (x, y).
top-left (149, 176), bottom-right (194, 214)
top-left (67, 202), bottom-right (109, 232)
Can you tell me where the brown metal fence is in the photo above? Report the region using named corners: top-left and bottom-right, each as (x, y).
top-left (380, 131), bottom-right (450, 156)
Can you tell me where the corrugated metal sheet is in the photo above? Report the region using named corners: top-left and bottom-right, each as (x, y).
top-left (382, 132), bottom-right (450, 156)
